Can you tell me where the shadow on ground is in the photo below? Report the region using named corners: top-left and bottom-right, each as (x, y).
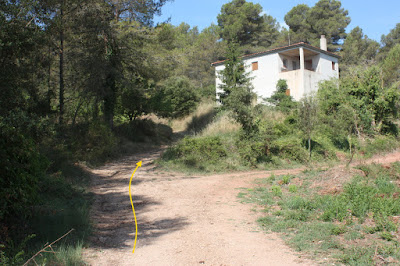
top-left (87, 152), bottom-right (190, 250)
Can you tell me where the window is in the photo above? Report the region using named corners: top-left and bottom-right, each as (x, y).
top-left (332, 62), bottom-right (336, 70)
top-left (252, 61), bottom-right (258, 71)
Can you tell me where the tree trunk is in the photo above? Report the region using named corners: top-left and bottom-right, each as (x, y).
top-left (72, 99), bottom-right (83, 126)
top-left (47, 45), bottom-right (52, 113)
top-left (308, 136), bottom-right (311, 159)
top-left (104, 74), bottom-right (116, 129)
top-left (59, 1), bottom-right (65, 125)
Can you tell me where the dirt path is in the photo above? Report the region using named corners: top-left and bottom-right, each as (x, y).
top-left (83, 149), bottom-right (400, 265)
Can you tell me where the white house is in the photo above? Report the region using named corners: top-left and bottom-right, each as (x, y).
top-left (212, 35), bottom-right (340, 102)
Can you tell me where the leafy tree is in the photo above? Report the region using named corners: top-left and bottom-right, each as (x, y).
top-left (284, 4), bottom-right (311, 44)
top-left (253, 14), bottom-right (281, 50)
top-left (217, 0), bottom-right (279, 51)
top-left (318, 66), bottom-right (400, 135)
top-left (379, 23), bottom-right (400, 58)
top-left (298, 95), bottom-right (318, 159)
top-left (341, 26), bottom-right (379, 67)
top-left (217, 0), bottom-right (264, 45)
top-left (155, 76), bottom-right (200, 119)
top-left (119, 79), bottom-right (153, 121)
top-left (218, 42), bottom-right (255, 133)
top-left (0, 115), bottom-right (48, 222)
top-left (110, 0), bottom-right (172, 25)
top-left (381, 44), bottom-right (400, 87)
top-left (285, 0), bottom-right (351, 51)
top-left (266, 79), bottom-right (297, 112)
top-left (185, 24), bottom-right (226, 91)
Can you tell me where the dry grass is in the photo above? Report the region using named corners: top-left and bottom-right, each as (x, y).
top-left (141, 101), bottom-right (217, 133)
top-left (171, 101), bottom-right (216, 133)
top-left (142, 114), bottom-right (170, 125)
top-left (257, 106), bottom-right (286, 121)
top-left (200, 112), bottom-right (241, 136)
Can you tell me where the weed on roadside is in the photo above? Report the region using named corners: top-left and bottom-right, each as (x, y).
top-left (242, 162), bottom-right (400, 265)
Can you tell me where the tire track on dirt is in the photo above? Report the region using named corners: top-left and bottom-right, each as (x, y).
top-left (83, 149), bottom-right (400, 265)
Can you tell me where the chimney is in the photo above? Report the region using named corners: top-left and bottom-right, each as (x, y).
top-left (320, 35), bottom-right (327, 51)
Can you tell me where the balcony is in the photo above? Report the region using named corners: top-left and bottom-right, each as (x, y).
top-left (279, 69), bottom-right (321, 100)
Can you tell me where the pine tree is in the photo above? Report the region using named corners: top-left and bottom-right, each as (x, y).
top-left (218, 42), bottom-right (255, 133)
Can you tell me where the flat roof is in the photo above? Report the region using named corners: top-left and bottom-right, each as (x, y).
top-left (211, 42), bottom-right (340, 66)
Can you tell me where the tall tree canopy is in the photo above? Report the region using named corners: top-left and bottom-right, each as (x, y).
top-left (341, 26), bottom-right (379, 67)
top-left (285, 0), bottom-right (351, 51)
top-left (217, 0), bottom-right (279, 51)
top-left (379, 23), bottom-right (400, 59)
top-left (218, 42), bottom-right (255, 132)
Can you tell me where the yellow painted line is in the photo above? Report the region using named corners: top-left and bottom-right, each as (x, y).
top-left (129, 161), bottom-right (142, 254)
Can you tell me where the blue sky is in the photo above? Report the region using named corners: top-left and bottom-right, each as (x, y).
top-left (154, 0), bottom-right (400, 42)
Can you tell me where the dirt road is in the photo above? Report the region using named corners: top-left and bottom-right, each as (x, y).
top-left (83, 149), bottom-right (400, 265)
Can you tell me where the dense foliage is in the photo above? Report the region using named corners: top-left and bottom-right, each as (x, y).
top-left (1, 0), bottom-right (400, 263)
top-left (266, 79), bottom-right (297, 112)
top-left (218, 42), bottom-right (256, 133)
top-left (284, 0), bottom-right (351, 51)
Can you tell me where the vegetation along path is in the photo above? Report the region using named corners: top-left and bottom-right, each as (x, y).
top-left (83, 149), bottom-right (400, 265)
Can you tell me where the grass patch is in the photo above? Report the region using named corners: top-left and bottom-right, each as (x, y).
top-left (243, 162), bottom-right (400, 264)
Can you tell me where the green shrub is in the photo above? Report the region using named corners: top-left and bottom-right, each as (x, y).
top-left (311, 134), bottom-right (337, 160)
top-left (288, 184), bottom-right (298, 193)
top-left (285, 196), bottom-right (315, 211)
top-left (271, 185), bottom-right (282, 197)
top-left (319, 175), bottom-right (400, 223)
top-left (71, 123), bottom-right (118, 164)
top-left (281, 175), bottom-right (291, 184)
top-left (331, 225), bottom-right (346, 235)
top-left (155, 76), bottom-right (200, 119)
top-left (236, 132), bottom-right (266, 166)
top-left (269, 135), bottom-right (308, 162)
top-left (162, 136), bottom-right (227, 169)
top-left (0, 120), bottom-right (48, 222)
top-left (359, 135), bottom-right (399, 156)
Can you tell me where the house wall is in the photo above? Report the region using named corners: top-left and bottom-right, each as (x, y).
top-left (215, 53), bottom-right (281, 103)
top-left (215, 64), bottom-right (225, 100)
top-left (279, 70), bottom-right (302, 100)
top-left (244, 53), bottom-right (280, 101)
top-left (215, 48), bottom-right (339, 103)
top-left (301, 53), bottom-right (338, 97)
top-left (318, 53), bottom-right (339, 81)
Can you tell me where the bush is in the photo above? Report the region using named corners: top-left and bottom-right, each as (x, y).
top-left (154, 76), bottom-right (200, 119)
top-left (271, 185), bottom-right (282, 197)
top-left (69, 123), bottom-right (118, 164)
top-left (0, 120), bottom-right (48, 222)
top-left (266, 79), bottom-right (297, 113)
top-left (269, 135), bottom-right (308, 162)
top-left (115, 119), bottom-right (173, 143)
top-left (236, 131), bottom-right (267, 166)
top-left (162, 136), bottom-right (227, 170)
top-left (359, 135), bottom-right (399, 156)
top-left (310, 134), bottom-right (337, 160)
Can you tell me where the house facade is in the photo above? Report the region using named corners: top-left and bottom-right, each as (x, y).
top-left (212, 36), bottom-right (340, 102)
